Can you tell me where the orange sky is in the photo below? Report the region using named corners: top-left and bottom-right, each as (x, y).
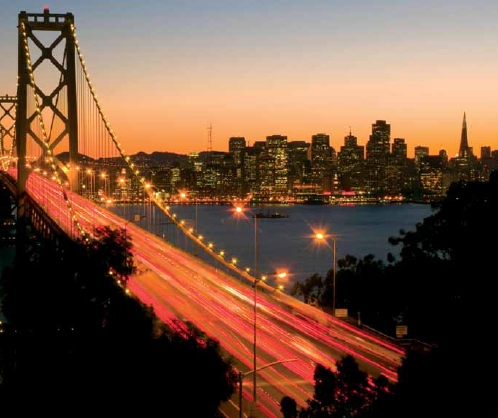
top-left (2, 1), bottom-right (498, 158)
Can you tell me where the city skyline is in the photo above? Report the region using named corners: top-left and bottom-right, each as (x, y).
top-left (1, 1), bottom-right (498, 157)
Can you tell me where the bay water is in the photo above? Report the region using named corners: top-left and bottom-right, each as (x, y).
top-left (111, 203), bottom-right (434, 286)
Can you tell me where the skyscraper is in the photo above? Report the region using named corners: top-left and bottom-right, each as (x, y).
top-left (228, 137), bottom-right (246, 197)
top-left (311, 133), bottom-right (332, 192)
top-left (338, 130), bottom-right (364, 191)
top-left (366, 120), bottom-right (391, 195)
top-left (459, 112), bottom-right (471, 159)
top-left (414, 146), bottom-right (429, 169)
top-left (228, 137), bottom-right (245, 176)
top-left (266, 135), bottom-right (288, 195)
top-left (228, 137), bottom-right (246, 169)
top-left (392, 138), bottom-right (407, 162)
top-left (481, 146), bottom-right (491, 159)
top-left (451, 112), bottom-right (478, 182)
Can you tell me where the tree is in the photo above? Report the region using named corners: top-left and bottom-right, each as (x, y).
top-left (84, 225), bottom-right (136, 285)
top-left (334, 355), bottom-right (372, 418)
top-left (0, 225), bottom-right (238, 416)
top-left (303, 355), bottom-right (390, 417)
top-left (290, 273), bottom-right (323, 304)
top-left (306, 363), bottom-right (337, 416)
top-left (281, 395), bottom-right (298, 418)
top-left (288, 172), bottom-right (498, 417)
top-left (385, 172), bottom-right (498, 417)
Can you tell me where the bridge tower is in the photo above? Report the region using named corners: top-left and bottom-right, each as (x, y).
top-left (0, 94), bottom-right (17, 160)
top-left (16, 8), bottom-right (79, 231)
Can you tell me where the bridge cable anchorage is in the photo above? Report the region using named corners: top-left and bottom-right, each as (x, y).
top-left (20, 21), bottom-right (90, 242)
top-left (70, 25), bottom-right (254, 279)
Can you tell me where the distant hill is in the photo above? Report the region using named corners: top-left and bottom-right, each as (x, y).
top-left (55, 151), bottom-right (189, 167)
top-left (133, 151), bottom-right (189, 166)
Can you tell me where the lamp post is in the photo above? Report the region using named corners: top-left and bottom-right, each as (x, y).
top-left (238, 358), bottom-right (297, 418)
top-left (86, 169), bottom-right (94, 201)
top-left (253, 271), bottom-right (287, 417)
top-left (235, 205), bottom-right (260, 414)
top-left (194, 196), bottom-right (198, 256)
top-left (234, 206), bottom-right (287, 415)
top-left (315, 232), bottom-right (337, 315)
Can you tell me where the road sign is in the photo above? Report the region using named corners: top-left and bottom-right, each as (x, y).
top-left (335, 308), bottom-right (348, 318)
top-left (396, 325), bottom-right (408, 338)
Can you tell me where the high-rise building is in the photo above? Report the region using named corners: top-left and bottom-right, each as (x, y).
top-left (338, 130), bottom-right (364, 191)
top-left (266, 135), bottom-right (288, 195)
top-left (243, 146), bottom-right (262, 195)
top-left (481, 146), bottom-right (491, 159)
top-left (414, 146), bottom-right (429, 169)
top-left (451, 112), bottom-right (478, 182)
top-left (459, 112), bottom-right (472, 159)
top-left (439, 149), bottom-right (448, 166)
top-left (392, 138), bottom-right (407, 162)
top-left (479, 146), bottom-right (496, 181)
top-left (287, 140), bottom-right (311, 189)
top-left (258, 153), bottom-right (276, 198)
top-left (253, 141), bottom-right (266, 150)
top-left (419, 155), bottom-right (445, 199)
top-left (228, 137), bottom-right (246, 197)
top-left (366, 120), bottom-right (391, 195)
top-left (228, 137), bottom-right (246, 172)
top-left (311, 133), bottom-right (332, 192)
top-left (389, 138), bottom-right (408, 194)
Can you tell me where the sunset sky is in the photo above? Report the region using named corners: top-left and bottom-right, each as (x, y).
top-left (1, 1), bottom-right (498, 158)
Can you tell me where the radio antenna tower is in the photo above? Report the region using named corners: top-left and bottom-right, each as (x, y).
top-left (207, 123), bottom-right (212, 152)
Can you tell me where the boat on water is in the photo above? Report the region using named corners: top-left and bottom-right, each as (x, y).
top-left (252, 211), bottom-right (289, 219)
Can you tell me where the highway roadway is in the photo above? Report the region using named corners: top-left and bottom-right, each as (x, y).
top-left (22, 170), bottom-right (405, 418)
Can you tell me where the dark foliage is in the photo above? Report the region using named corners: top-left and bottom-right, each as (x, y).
top-left (302, 355), bottom-right (392, 418)
top-left (294, 171), bottom-right (498, 417)
top-left (290, 273), bottom-right (324, 304)
top-left (280, 395), bottom-right (298, 418)
top-left (0, 226), bottom-right (237, 417)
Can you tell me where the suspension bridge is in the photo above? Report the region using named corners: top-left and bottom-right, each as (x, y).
top-left (0, 9), bottom-right (405, 418)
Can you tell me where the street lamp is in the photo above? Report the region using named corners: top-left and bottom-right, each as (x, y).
top-left (234, 207), bottom-right (289, 413)
top-left (238, 358), bottom-right (297, 418)
top-left (87, 169), bottom-right (94, 200)
top-left (180, 190), bottom-right (199, 256)
top-left (193, 195), bottom-right (198, 256)
top-left (235, 205), bottom-right (257, 277)
top-left (100, 172), bottom-right (108, 198)
top-left (315, 232), bottom-right (337, 315)
top-left (252, 270), bottom-right (287, 417)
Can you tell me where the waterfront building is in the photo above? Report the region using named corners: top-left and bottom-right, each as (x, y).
top-left (228, 137), bottom-right (246, 176)
top-left (258, 153), bottom-right (276, 199)
top-left (229, 137), bottom-right (246, 197)
top-left (287, 140), bottom-right (311, 191)
top-left (366, 120), bottom-right (391, 196)
top-left (387, 138), bottom-right (409, 195)
top-left (338, 130), bottom-right (364, 192)
top-left (419, 155), bottom-right (445, 199)
top-left (311, 133), bottom-right (333, 193)
top-left (266, 135), bottom-right (289, 196)
top-left (243, 146), bottom-right (262, 196)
